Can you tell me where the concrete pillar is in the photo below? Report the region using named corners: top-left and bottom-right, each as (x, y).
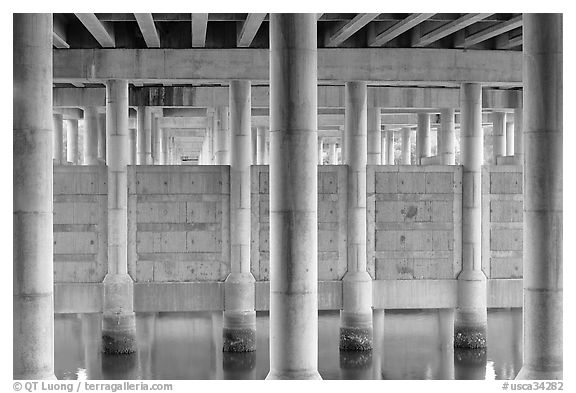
top-left (224, 80), bottom-right (256, 352)
top-left (214, 106), bottom-right (230, 165)
top-left (98, 112), bottom-right (106, 164)
top-left (416, 113), bottom-right (430, 165)
top-left (66, 119), bottom-right (79, 164)
top-left (516, 13), bottom-right (563, 380)
top-left (52, 114), bottom-right (64, 164)
top-left (152, 114), bottom-right (160, 165)
top-left (440, 109), bottom-right (455, 165)
top-left (456, 83), bottom-right (487, 349)
top-left (129, 129), bottom-right (137, 165)
top-left (251, 127), bottom-right (258, 165)
top-left (380, 132), bottom-right (386, 165)
top-left (156, 127), bottom-right (164, 165)
top-left (401, 127), bottom-right (411, 165)
top-left (367, 108), bottom-right (382, 165)
top-left (514, 107), bottom-right (524, 165)
top-left (267, 13), bottom-right (321, 380)
top-left (328, 142), bottom-right (337, 165)
top-left (102, 79), bottom-right (136, 354)
top-left (492, 111), bottom-right (506, 163)
top-left (161, 130), bottom-right (168, 165)
top-left (341, 81), bottom-right (373, 351)
top-left (318, 137), bottom-right (324, 164)
top-left (136, 106), bottom-right (146, 164)
top-left (264, 132), bottom-right (270, 165)
top-left (506, 118), bottom-right (514, 156)
top-left (83, 107), bottom-right (99, 165)
top-left (13, 13), bottom-right (55, 380)
top-left (257, 126), bottom-right (267, 165)
top-left (386, 130), bottom-right (394, 165)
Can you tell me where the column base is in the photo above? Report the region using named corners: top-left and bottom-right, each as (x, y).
top-left (222, 310), bottom-right (256, 352)
top-left (455, 271), bottom-right (487, 349)
top-left (102, 312), bottom-right (137, 355)
top-left (339, 311), bottom-right (373, 351)
top-left (515, 366), bottom-right (563, 380)
top-left (266, 370), bottom-right (322, 380)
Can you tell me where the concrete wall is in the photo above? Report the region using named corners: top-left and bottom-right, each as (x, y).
top-left (367, 165), bottom-right (462, 280)
top-left (482, 165), bottom-right (523, 279)
top-left (53, 165), bottom-right (108, 283)
top-left (250, 165), bottom-right (348, 281)
top-left (127, 166), bottom-right (230, 282)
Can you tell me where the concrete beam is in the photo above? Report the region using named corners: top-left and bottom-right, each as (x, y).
top-left (413, 13), bottom-right (493, 47)
top-left (496, 34), bottom-right (523, 50)
top-left (53, 107), bottom-right (84, 120)
top-left (326, 13), bottom-right (380, 47)
top-left (53, 15), bottom-right (69, 49)
top-left (134, 13), bottom-right (161, 48)
top-left (369, 13), bottom-right (435, 47)
top-left (237, 13), bottom-right (267, 47)
top-left (191, 13), bottom-right (208, 48)
top-left (74, 13), bottom-right (115, 48)
top-left (457, 15), bottom-right (523, 48)
top-left (53, 48), bottom-right (523, 86)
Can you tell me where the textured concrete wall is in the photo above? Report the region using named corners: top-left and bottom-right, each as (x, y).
top-left (250, 165), bottom-right (348, 281)
top-left (127, 165), bottom-right (230, 282)
top-left (481, 165), bottom-right (523, 279)
top-left (53, 166), bottom-right (108, 282)
top-left (367, 165), bottom-right (462, 280)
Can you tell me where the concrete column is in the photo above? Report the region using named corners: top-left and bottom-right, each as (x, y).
top-left (257, 126), bottom-right (267, 165)
top-left (264, 132), bottom-right (270, 165)
top-left (416, 113), bottom-right (430, 165)
top-left (328, 142), bottom-right (337, 165)
top-left (156, 127), bottom-right (164, 165)
top-left (98, 112), bottom-right (107, 164)
top-left (52, 114), bottom-right (64, 164)
top-left (267, 13), bottom-right (321, 380)
top-left (456, 83), bottom-right (487, 349)
top-left (161, 130), bottom-right (168, 165)
top-left (367, 108), bottom-right (382, 165)
top-left (492, 111), bottom-right (506, 163)
top-left (318, 137), bottom-right (324, 165)
top-left (152, 114), bottom-right (160, 165)
top-left (141, 107), bottom-right (153, 164)
top-left (251, 127), bottom-right (258, 164)
top-left (516, 13), bottom-right (563, 380)
top-left (13, 13), bottom-right (55, 380)
top-left (514, 107), bottom-right (524, 165)
top-left (386, 130), bottom-right (394, 165)
top-left (66, 119), bottom-right (79, 164)
top-left (380, 132), bottom-right (386, 165)
top-left (102, 79), bottom-right (136, 354)
top-left (440, 109), bottom-right (455, 165)
top-left (83, 107), bottom-right (99, 165)
top-left (136, 106), bottom-right (146, 164)
top-left (129, 129), bottom-right (137, 165)
top-left (341, 81), bottom-right (373, 351)
top-left (214, 106), bottom-right (230, 165)
top-left (401, 127), bottom-right (411, 165)
top-left (506, 118), bottom-right (514, 156)
top-left (224, 80), bottom-right (256, 352)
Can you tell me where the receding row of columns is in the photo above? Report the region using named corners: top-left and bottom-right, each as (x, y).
top-left (14, 13), bottom-right (562, 381)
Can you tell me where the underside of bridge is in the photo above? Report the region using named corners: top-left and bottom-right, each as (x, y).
top-left (13, 12), bottom-right (562, 380)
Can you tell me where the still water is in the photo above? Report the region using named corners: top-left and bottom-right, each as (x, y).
top-left (55, 309), bottom-right (522, 380)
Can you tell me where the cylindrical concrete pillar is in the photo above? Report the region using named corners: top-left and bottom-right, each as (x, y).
top-left (380, 131), bottom-right (386, 165)
top-left (160, 130), bottom-right (168, 165)
top-left (83, 107), bottom-right (99, 165)
top-left (440, 109), bottom-right (455, 165)
top-left (251, 127), bottom-right (257, 165)
top-left (257, 126), bottom-right (267, 165)
top-left (506, 119), bottom-right (514, 156)
top-left (318, 137), bottom-right (324, 165)
top-left (152, 114), bottom-right (160, 165)
top-left (66, 119), bottom-right (79, 164)
top-left (492, 111), bottom-right (506, 163)
top-left (13, 13), bottom-right (55, 380)
top-left (264, 132), bottom-right (270, 165)
top-left (328, 142), bottom-right (337, 165)
top-left (267, 13), bottom-right (321, 380)
top-left (214, 106), bottom-right (230, 165)
top-left (367, 108), bottom-right (382, 165)
top-left (53, 114), bottom-right (64, 164)
top-left (224, 80), bottom-right (256, 352)
top-left (456, 83), bottom-right (487, 349)
top-left (98, 112), bottom-right (106, 164)
top-left (102, 79), bottom-right (136, 355)
top-left (129, 129), bottom-right (137, 165)
top-left (416, 113), bottom-right (430, 165)
top-left (401, 127), bottom-right (411, 165)
top-left (136, 106), bottom-right (146, 164)
top-left (386, 130), bottom-right (394, 165)
top-left (514, 107), bottom-right (523, 165)
top-left (341, 81), bottom-right (373, 351)
top-left (516, 13), bottom-right (563, 380)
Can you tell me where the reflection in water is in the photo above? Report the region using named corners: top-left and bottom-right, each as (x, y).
top-left (55, 308), bottom-right (522, 380)
top-left (454, 348), bottom-right (487, 380)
